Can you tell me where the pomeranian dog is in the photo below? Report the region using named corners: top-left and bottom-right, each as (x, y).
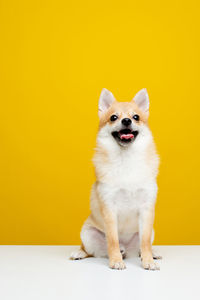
top-left (70, 88), bottom-right (161, 270)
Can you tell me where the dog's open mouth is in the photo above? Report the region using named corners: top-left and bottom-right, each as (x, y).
top-left (112, 129), bottom-right (139, 144)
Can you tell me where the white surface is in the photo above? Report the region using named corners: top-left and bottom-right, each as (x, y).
top-left (0, 246), bottom-right (199, 300)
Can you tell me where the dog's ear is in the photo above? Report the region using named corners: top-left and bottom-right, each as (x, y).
top-left (98, 88), bottom-right (115, 117)
top-left (132, 88), bottom-right (149, 114)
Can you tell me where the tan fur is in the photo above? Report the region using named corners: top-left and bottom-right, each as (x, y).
top-left (146, 141), bottom-right (159, 177)
top-left (98, 197), bottom-right (123, 267)
top-left (93, 145), bottom-right (109, 181)
top-left (140, 206), bottom-right (157, 269)
top-left (99, 101), bottom-right (148, 130)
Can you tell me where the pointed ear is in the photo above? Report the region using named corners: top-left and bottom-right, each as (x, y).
top-left (132, 88), bottom-right (149, 113)
top-left (98, 88), bottom-right (115, 117)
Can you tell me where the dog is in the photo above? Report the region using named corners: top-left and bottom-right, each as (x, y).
top-left (70, 88), bottom-right (161, 270)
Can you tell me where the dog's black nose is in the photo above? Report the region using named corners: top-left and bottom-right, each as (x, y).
top-left (121, 118), bottom-right (132, 126)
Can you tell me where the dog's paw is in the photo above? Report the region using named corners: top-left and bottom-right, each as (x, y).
top-left (152, 250), bottom-right (162, 260)
top-left (70, 249), bottom-right (88, 260)
top-left (109, 260), bottom-right (126, 270)
top-left (139, 249), bottom-right (162, 260)
top-left (120, 247), bottom-right (126, 259)
top-left (142, 259), bottom-right (160, 271)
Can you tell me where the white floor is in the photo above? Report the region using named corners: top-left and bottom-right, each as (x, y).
top-left (0, 246), bottom-right (199, 300)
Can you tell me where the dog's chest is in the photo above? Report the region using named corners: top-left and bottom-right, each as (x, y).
top-left (111, 187), bottom-right (143, 235)
top-left (104, 151), bottom-right (151, 188)
top-left (101, 151), bottom-right (154, 214)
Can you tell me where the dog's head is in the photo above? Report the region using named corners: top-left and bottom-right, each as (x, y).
top-left (98, 88), bottom-right (149, 147)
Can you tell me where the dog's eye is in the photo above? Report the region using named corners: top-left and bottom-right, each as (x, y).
top-left (110, 115), bottom-right (118, 122)
top-left (133, 114), bottom-right (140, 121)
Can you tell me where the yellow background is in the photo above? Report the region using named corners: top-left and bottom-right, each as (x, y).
top-left (0, 0), bottom-right (199, 245)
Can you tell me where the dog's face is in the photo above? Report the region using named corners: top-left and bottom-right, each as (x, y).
top-left (98, 89), bottom-right (149, 147)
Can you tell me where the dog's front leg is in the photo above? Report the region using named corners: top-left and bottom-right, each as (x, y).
top-left (100, 203), bottom-right (126, 270)
top-left (139, 205), bottom-right (159, 270)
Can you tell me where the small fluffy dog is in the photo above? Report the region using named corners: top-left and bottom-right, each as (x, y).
top-left (70, 88), bottom-right (161, 270)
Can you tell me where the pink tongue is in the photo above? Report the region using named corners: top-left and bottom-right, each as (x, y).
top-left (120, 133), bottom-right (134, 140)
